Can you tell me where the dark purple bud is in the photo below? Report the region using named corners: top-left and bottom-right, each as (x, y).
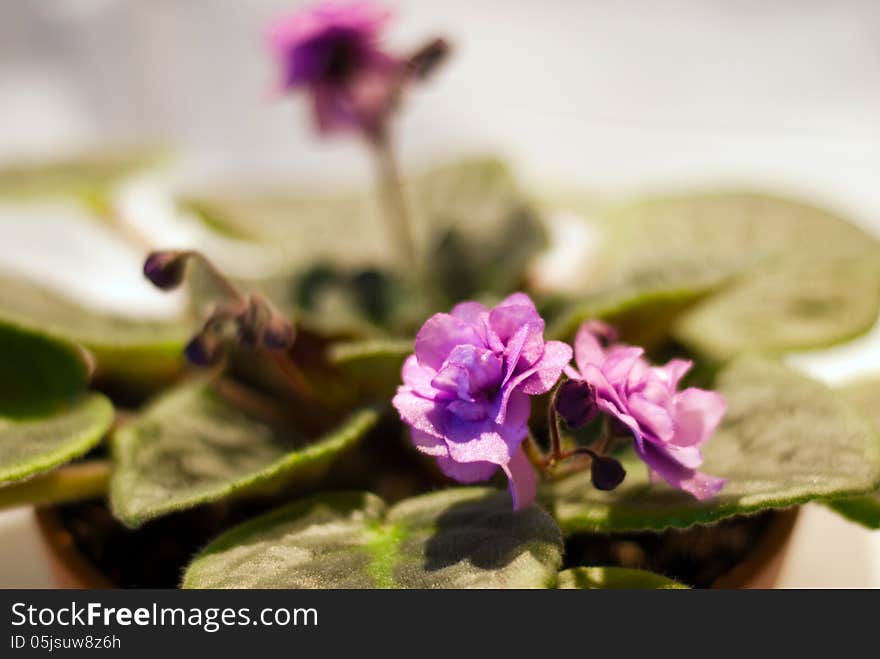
top-left (144, 251), bottom-right (188, 290)
top-left (408, 37), bottom-right (450, 80)
top-left (184, 332), bottom-right (223, 367)
top-left (236, 317), bottom-right (259, 349)
top-left (555, 379), bottom-right (596, 428)
top-left (591, 455), bottom-right (626, 491)
top-left (262, 315), bottom-right (295, 351)
top-left (235, 295), bottom-right (267, 349)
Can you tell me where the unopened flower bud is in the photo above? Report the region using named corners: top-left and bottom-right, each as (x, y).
top-left (143, 251), bottom-right (188, 290)
top-left (236, 306), bottom-right (262, 350)
top-left (262, 315), bottom-right (295, 350)
top-left (555, 379), bottom-right (595, 428)
top-left (184, 331), bottom-right (223, 367)
top-left (590, 455), bottom-right (626, 491)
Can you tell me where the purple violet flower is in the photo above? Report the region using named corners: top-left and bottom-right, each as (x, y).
top-left (564, 321), bottom-right (726, 500)
top-left (393, 293), bottom-right (573, 510)
top-left (268, 1), bottom-right (406, 136)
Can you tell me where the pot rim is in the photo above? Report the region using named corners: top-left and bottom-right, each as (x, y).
top-left (710, 506), bottom-right (800, 589)
top-left (34, 503), bottom-right (800, 589)
top-left (35, 505), bottom-right (114, 589)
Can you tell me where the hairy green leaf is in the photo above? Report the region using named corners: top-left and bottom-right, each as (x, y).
top-left (826, 377), bottom-right (880, 528)
top-left (0, 321), bottom-right (113, 484)
top-left (0, 151), bottom-right (161, 204)
top-left (656, 193), bottom-right (880, 359)
top-left (181, 157), bottom-right (528, 260)
top-left (557, 567), bottom-right (687, 589)
top-left (183, 158), bottom-right (544, 337)
top-left (0, 394), bottom-right (113, 483)
top-left (676, 252), bottom-right (880, 360)
top-left (549, 192), bottom-right (880, 355)
top-left (549, 285), bottom-right (712, 348)
top-left (0, 320), bottom-right (90, 418)
top-left (110, 382), bottom-right (380, 527)
top-left (0, 274), bottom-right (187, 388)
top-left (828, 495), bottom-right (880, 529)
top-left (0, 461), bottom-right (110, 510)
top-left (328, 339), bottom-right (412, 400)
top-left (182, 487), bottom-right (563, 588)
top-left (543, 356), bottom-right (880, 532)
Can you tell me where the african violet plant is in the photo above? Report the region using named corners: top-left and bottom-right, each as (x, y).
top-left (1, 1), bottom-right (880, 589)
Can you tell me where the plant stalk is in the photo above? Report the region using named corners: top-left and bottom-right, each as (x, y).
top-left (547, 386), bottom-right (564, 466)
top-left (370, 129), bottom-right (417, 269)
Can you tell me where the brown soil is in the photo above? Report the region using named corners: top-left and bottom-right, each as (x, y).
top-left (55, 495), bottom-right (776, 588)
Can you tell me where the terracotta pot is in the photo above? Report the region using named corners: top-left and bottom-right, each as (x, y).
top-left (35, 504), bottom-right (800, 589)
top-left (35, 506), bottom-right (113, 589)
top-left (711, 507), bottom-right (800, 589)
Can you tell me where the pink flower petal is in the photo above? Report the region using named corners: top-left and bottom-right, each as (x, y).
top-left (519, 340), bottom-right (574, 396)
top-left (436, 457), bottom-right (498, 483)
top-left (502, 446), bottom-right (538, 511)
top-left (489, 298), bottom-right (545, 366)
top-left (634, 440), bottom-right (723, 500)
top-left (410, 429), bottom-right (448, 458)
top-left (499, 292), bottom-right (538, 310)
top-left (602, 346), bottom-right (646, 386)
top-left (573, 322), bottom-right (607, 375)
top-left (414, 313), bottom-right (484, 370)
top-left (450, 301), bottom-right (489, 328)
top-left (672, 389), bottom-right (727, 447)
top-left (446, 390), bottom-right (530, 465)
top-left (656, 358), bottom-right (693, 390)
top-left (401, 354), bottom-right (438, 399)
top-left (678, 472), bottom-right (726, 501)
top-left (628, 393), bottom-right (674, 443)
top-left (392, 388), bottom-right (444, 440)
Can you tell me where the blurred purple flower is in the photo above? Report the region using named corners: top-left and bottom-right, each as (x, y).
top-left (267, 1), bottom-right (405, 136)
top-left (564, 321), bottom-right (726, 500)
top-left (393, 293), bottom-right (572, 510)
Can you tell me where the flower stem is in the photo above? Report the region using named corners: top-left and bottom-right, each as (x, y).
top-left (547, 386), bottom-right (564, 465)
top-left (592, 420), bottom-right (614, 455)
top-left (556, 446), bottom-right (599, 462)
top-left (557, 419), bottom-right (613, 462)
top-left (213, 378), bottom-right (304, 429)
top-left (271, 352), bottom-right (320, 404)
top-left (524, 433), bottom-right (549, 468)
top-left (370, 128), bottom-right (417, 269)
top-left (188, 251), bottom-right (246, 304)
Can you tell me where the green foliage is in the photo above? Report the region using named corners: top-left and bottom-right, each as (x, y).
top-left (549, 192), bottom-right (880, 357)
top-left (826, 377), bottom-right (880, 528)
top-left (0, 151), bottom-right (161, 204)
top-left (328, 339), bottom-right (413, 401)
top-left (110, 381), bottom-right (380, 527)
top-left (0, 394), bottom-right (113, 483)
top-left (0, 321), bottom-right (113, 483)
top-left (0, 274), bottom-right (187, 388)
top-left (182, 487), bottom-right (563, 588)
top-left (10, 152), bottom-right (880, 589)
top-left (0, 320), bottom-right (90, 418)
top-left (184, 158), bottom-right (546, 339)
